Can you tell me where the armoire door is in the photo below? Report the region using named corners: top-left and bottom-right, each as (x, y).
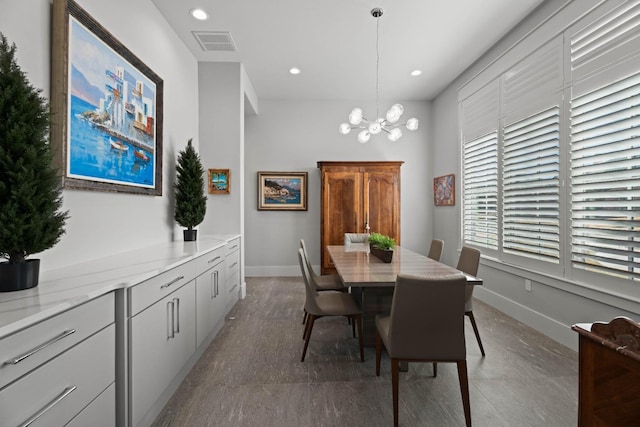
top-left (363, 170), bottom-right (400, 241)
top-left (321, 170), bottom-right (363, 271)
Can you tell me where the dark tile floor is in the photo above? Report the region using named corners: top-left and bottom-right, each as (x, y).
top-left (152, 276), bottom-right (578, 426)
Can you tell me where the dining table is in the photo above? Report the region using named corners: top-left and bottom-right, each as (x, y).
top-left (327, 243), bottom-right (483, 347)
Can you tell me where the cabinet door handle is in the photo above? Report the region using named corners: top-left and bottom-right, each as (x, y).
top-left (4, 329), bottom-right (76, 365)
top-left (167, 301), bottom-right (175, 339)
top-left (210, 271), bottom-right (215, 299)
top-left (173, 297), bottom-right (180, 334)
top-left (18, 385), bottom-right (77, 427)
top-left (213, 270), bottom-right (219, 297)
top-left (160, 275), bottom-right (184, 289)
top-left (208, 255), bottom-right (221, 264)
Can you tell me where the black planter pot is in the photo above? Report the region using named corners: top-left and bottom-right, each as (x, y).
top-left (0, 259), bottom-right (40, 292)
top-left (371, 246), bottom-right (394, 263)
top-left (183, 229), bottom-right (198, 241)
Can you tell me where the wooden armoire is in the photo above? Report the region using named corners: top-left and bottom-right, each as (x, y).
top-left (317, 161), bottom-right (402, 274)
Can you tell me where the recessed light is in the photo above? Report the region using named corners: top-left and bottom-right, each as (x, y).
top-left (190, 8), bottom-right (208, 20)
top-left (411, 70), bottom-right (422, 76)
top-left (289, 67), bottom-right (301, 75)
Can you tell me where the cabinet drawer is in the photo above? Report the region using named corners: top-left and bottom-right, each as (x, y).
top-left (0, 324), bottom-right (115, 427)
top-left (129, 261), bottom-right (194, 316)
top-left (0, 292), bottom-right (114, 388)
top-left (226, 237), bottom-right (240, 256)
top-left (67, 382), bottom-right (115, 427)
top-left (226, 249), bottom-right (240, 277)
top-left (227, 271), bottom-right (240, 299)
top-left (195, 246), bottom-right (225, 278)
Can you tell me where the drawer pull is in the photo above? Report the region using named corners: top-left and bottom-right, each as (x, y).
top-left (229, 284), bottom-right (238, 293)
top-left (229, 262), bottom-right (238, 269)
top-left (229, 244), bottom-right (239, 250)
top-left (4, 329), bottom-right (76, 365)
top-left (160, 275), bottom-right (184, 289)
top-left (18, 385), bottom-right (77, 427)
top-left (208, 255), bottom-right (221, 264)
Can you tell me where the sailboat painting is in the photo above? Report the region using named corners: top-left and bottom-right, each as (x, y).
top-left (51, 0), bottom-right (164, 195)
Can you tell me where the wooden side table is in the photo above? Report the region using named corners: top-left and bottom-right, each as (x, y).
top-left (572, 317), bottom-right (640, 427)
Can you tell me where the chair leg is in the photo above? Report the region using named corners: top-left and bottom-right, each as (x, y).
top-left (302, 314), bottom-right (312, 340)
top-left (302, 310), bottom-right (307, 325)
top-left (466, 311), bottom-right (485, 356)
top-left (301, 315), bottom-right (316, 362)
top-left (356, 315), bottom-right (364, 362)
top-left (352, 315), bottom-right (356, 338)
top-left (392, 358), bottom-right (400, 427)
top-left (433, 362), bottom-right (437, 377)
top-left (456, 360), bottom-right (472, 427)
top-left (375, 329), bottom-right (382, 376)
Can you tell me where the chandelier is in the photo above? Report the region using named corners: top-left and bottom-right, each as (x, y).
top-left (339, 8), bottom-right (419, 143)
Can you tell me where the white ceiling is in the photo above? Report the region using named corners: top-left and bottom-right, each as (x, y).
top-left (151, 0), bottom-right (545, 102)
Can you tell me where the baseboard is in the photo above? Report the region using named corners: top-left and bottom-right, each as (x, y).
top-left (245, 265), bottom-right (300, 277)
top-left (474, 286), bottom-right (579, 352)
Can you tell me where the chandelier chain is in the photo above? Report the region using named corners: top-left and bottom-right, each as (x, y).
top-left (375, 15), bottom-right (380, 120)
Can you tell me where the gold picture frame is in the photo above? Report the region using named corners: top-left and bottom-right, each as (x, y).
top-left (257, 172), bottom-right (308, 211)
top-left (208, 169), bottom-right (230, 194)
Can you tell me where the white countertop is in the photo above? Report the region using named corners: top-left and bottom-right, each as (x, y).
top-left (0, 234), bottom-right (239, 338)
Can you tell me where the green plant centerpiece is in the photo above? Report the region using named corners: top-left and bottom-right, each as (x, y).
top-left (368, 232), bottom-right (397, 263)
top-left (0, 33), bottom-right (69, 292)
top-left (174, 139), bottom-right (207, 241)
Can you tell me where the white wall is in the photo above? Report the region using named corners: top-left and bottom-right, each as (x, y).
top-left (0, 0), bottom-right (199, 271)
top-left (244, 99), bottom-right (432, 276)
top-left (431, 0), bottom-right (640, 351)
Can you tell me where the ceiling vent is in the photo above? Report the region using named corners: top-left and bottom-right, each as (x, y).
top-left (192, 31), bottom-right (237, 52)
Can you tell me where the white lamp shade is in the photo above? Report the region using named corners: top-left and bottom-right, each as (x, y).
top-left (406, 117), bottom-right (419, 131)
top-left (349, 108), bottom-right (363, 125)
top-left (339, 123), bottom-right (352, 134)
top-left (357, 130), bottom-right (371, 143)
top-left (388, 128), bottom-right (402, 141)
top-left (386, 104), bottom-right (404, 123)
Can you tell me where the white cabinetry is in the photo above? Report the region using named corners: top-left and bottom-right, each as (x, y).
top-left (0, 293), bottom-right (115, 427)
top-left (128, 267), bottom-right (196, 427)
top-left (225, 237), bottom-right (241, 312)
top-left (195, 246), bottom-right (226, 348)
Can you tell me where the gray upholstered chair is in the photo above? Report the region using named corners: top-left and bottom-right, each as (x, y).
top-left (375, 274), bottom-right (471, 427)
top-left (297, 248), bottom-right (364, 362)
top-left (299, 239), bottom-right (346, 324)
top-left (427, 239), bottom-right (444, 261)
top-left (457, 246), bottom-right (485, 356)
top-left (344, 233), bottom-right (370, 245)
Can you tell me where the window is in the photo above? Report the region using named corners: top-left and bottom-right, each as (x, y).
top-left (459, 0), bottom-right (640, 289)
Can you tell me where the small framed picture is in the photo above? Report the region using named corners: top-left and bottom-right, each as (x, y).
top-left (434, 174), bottom-right (455, 206)
top-left (208, 169), bottom-right (230, 194)
top-left (257, 172), bottom-right (308, 211)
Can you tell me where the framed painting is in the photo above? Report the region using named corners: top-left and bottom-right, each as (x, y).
top-left (50, 0), bottom-right (163, 195)
top-left (257, 172), bottom-right (308, 211)
top-left (434, 174), bottom-right (455, 206)
top-left (208, 169), bottom-right (230, 194)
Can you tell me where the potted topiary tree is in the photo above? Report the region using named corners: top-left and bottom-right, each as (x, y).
top-left (0, 33), bottom-right (69, 292)
top-left (174, 138), bottom-right (207, 241)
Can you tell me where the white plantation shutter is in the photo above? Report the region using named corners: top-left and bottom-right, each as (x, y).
top-left (570, 72), bottom-right (640, 281)
top-left (463, 132), bottom-right (499, 250)
top-left (503, 107), bottom-right (561, 263)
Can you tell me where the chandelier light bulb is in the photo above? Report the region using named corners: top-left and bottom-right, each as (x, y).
top-left (386, 105), bottom-right (403, 123)
top-left (358, 130), bottom-right (371, 143)
top-left (349, 108), bottom-right (363, 125)
top-left (406, 117), bottom-right (419, 131)
top-left (388, 128), bottom-right (402, 141)
top-left (339, 123), bottom-right (352, 134)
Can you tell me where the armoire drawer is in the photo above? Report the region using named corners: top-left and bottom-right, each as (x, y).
top-left (128, 261), bottom-right (194, 316)
top-left (0, 324), bottom-right (115, 427)
top-left (0, 292), bottom-right (114, 388)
